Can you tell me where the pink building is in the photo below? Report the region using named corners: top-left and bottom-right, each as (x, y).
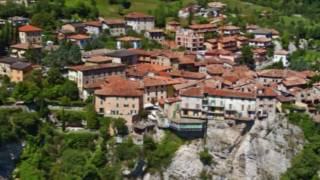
top-left (175, 28), bottom-right (204, 51)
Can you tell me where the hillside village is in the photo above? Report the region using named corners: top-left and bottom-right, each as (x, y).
top-left (0, 0), bottom-right (319, 179)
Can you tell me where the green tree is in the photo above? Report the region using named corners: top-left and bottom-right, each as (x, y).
top-left (31, 12), bottom-right (57, 31)
top-left (113, 118), bottom-right (128, 135)
top-left (199, 148), bottom-right (213, 165)
top-left (43, 41), bottom-right (82, 68)
top-left (240, 45), bottom-right (255, 70)
top-left (154, 3), bottom-right (167, 27)
top-left (85, 104), bottom-right (99, 129)
top-left (46, 67), bottom-right (65, 85)
top-left (197, 0), bottom-right (208, 7)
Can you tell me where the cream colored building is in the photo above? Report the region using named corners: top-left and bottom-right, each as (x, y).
top-left (94, 76), bottom-right (143, 127)
top-left (18, 25), bottom-right (42, 44)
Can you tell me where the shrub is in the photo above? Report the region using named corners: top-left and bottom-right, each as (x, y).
top-left (199, 148), bottom-right (213, 166)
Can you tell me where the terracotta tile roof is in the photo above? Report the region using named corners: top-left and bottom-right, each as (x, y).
top-left (125, 12), bottom-right (154, 19)
top-left (126, 63), bottom-right (172, 77)
top-left (18, 25), bottom-right (42, 32)
top-left (143, 76), bottom-right (181, 87)
top-left (83, 80), bottom-right (105, 89)
top-left (204, 87), bottom-right (256, 99)
top-left (127, 48), bottom-right (151, 57)
top-left (252, 48), bottom-right (267, 54)
top-left (69, 63), bottom-right (125, 72)
top-left (194, 57), bottom-right (221, 66)
top-left (67, 34), bottom-right (90, 40)
top-left (104, 19), bottom-right (125, 25)
top-left (86, 55), bottom-right (112, 63)
top-left (257, 87), bottom-right (277, 97)
top-left (158, 50), bottom-right (180, 59)
top-left (205, 49), bottom-right (233, 56)
top-left (235, 36), bottom-right (248, 41)
top-left (180, 87), bottom-right (203, 97)
top-left (167, 70), bottom-right (206, 80)
top-left (95, 76), bottom-right (142, 97)
top-left (218, 36), bottom-right (236, 43)
top-left (85, 21), bottom-right (102, 27)
top-left (250, 37), bottom-right (271, 43)
top-left (257, 69), bottom-right (301, 79)
top-left (164, 97), bottom-right (181, 103)
top-left (223, 75), bottom-right (239, 84)
top-left (220, 25), bottom-right (240, 31)
top-left (283, 77), bottom-right (307, 87)
top-left (10, 43), bottom-right (42, 50)
top-left (177, 54), bottom-right (196, 65)
top-left (117, 36), bottom-right (141, 41)
top-left (189, 23), bottom-right (216, 30)
top-left (161, 40), bottom-right (178, 49)
top-left (300, 70), bottom-right (317, 78)
top-left (206, 64), bottom-right (227, 76)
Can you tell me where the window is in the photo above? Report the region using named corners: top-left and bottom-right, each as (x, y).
top-left (185, 103), bottom-right (189, 108)
top-left (241, 105), bottom-right (244, 111)
top-left (132, 104), bottom-right (135, 108)
top-left (229, 104), bottom-right (232, 110)
top-left (99, 108), bottom-right (104, 113)
top-left (116, 103), bottom-right (119, 108)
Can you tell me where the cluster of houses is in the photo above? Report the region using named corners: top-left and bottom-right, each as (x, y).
top-left (0, 1), bottom-right (318, 139)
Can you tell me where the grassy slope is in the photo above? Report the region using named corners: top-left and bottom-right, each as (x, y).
top-left (66, 0), bottom-right (195, 18)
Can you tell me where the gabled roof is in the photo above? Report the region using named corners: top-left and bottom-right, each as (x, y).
top-left (95, 76), bottom-right (143, 97)
top-left (10, 43), bottom-right (42, 50)
top-left (167, 70), bottom-right (206, 80)
top-left (126, 63), bottom-right (172, 77)
top-left (19, 25), bottom-right (42, 32)
top-left (67, 34), bottom-right (91, 40)
top-left (143, 76), bottom-right (181, 87)
top-left (180, 87), bottom-right (203, 97)
top-left (85, 21), bottom-right (102, 27)
top-left (11, 61), bottom-right (32, 71)
top-left (69, 63), bottom-right (125, 72)
top-left (104, 19), bottom-right (125, 25)
top-left (205, 87), bottom-right (256, 99)
top-left (117, 36), bottom-right (141, 41)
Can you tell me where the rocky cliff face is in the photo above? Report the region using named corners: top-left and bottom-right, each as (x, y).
top-left (149, 115), bottom-right (305, 180)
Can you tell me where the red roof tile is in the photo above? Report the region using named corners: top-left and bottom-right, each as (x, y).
top-left (180, 87), bottom-right (203, 97)
top-left (95, 76), bottom-right (142, 97)
top-left (167, 70), bottom-right (206, 80)
top-left (85, 21), bottom-right (102, 27)
top-left (19, 25), bottom-right (42, 32)
top-left (68, 34), bottom-right (90, 40)
top-left (205, 87), bottom-right (256, 99)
